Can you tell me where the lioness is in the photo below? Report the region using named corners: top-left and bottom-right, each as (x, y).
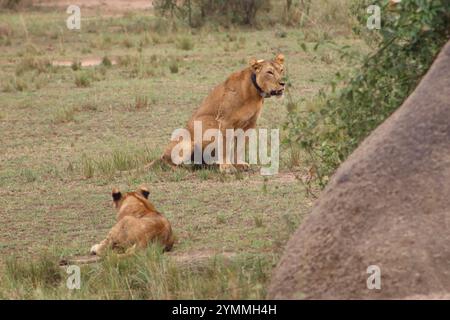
top-left (160, 53), bottom-right (286, 173)
top-left (90, 186), bottom-right (174, 256)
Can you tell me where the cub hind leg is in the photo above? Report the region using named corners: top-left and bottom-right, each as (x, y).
top-left (90, 216), bottom-right (142, 256)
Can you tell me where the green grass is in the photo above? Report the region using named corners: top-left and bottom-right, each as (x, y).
top-left (0, 246), bottom-right (274, 299)
top-left (0, 3), bottom-right (365, 299)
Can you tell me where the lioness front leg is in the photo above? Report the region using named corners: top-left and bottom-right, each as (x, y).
top-left (234, 119), bottom-right (259, 172)
top-left (218, 124), bottom-right (238, 173)
top-left (233, 137), bottom-right (251, 171)
top-left (232, 126), bottom-right (256, 172)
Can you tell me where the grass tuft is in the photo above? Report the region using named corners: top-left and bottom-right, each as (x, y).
top-left (74, 73), bottom-right (91, 88)
top-left (52, 106), bottom-right (77, 124)
top-left (4, 253), bottom-right (62, 292)
top-left (102, 56), bottom-right (112, 67)
top-left (81, 154), bottom-right (95, 179)
top-left (176, 36), bottom-right (194, 51)
top-left (71, 60), bottom-right (81, 71)
top-left (20, 168), bottom-right (38, 182)
top-left (130, 95), bottom-right (151, 110)
top-left (169, 60), bottom-right (179, 74)
top-left (15, 56), bottom-right (50, 76)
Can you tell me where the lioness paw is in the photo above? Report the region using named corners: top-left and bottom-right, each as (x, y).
top-left (90, 244), bottom-right (100, 255)
top-left (220, 164), bottom-right (237, 174)
top-left (234, 163), bottom-right (251, 171)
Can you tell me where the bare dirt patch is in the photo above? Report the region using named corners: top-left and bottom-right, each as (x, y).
top-left (169, 250), bottom-right (236, 266)
top-left (52, 57), bottom-right (117, 67)
top-left (34, 0), bottom-right (153, 13)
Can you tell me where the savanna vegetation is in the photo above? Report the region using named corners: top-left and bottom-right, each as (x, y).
top-left (0, 0), bottom-right (446, 299)
top-left (285, 0), bottom-right (450, 186)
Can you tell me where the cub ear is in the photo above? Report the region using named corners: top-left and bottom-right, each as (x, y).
top-left (112, 188), bottom-right (122, 202)
top-left (274, 53), bottom-right (285, 66)
top-left (249, 58), bottom-right (264, 72)
top-left (138, 186), bottom-right (150, 199)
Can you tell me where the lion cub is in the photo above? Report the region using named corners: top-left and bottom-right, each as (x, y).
top-left (90, 186), bottom-right (174, 256)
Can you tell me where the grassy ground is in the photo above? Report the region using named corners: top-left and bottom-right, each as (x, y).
top-left (0, 4), bottom-right (366, 299)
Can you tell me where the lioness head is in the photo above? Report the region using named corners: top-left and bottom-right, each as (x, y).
top-left (111, 186), bottom-right (150, 210)
top-left (249, 53), bottom-right (285, 97)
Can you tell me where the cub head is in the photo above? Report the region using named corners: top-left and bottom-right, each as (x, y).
top-left (111, 186), bottom-right (150, 209)
top-left (249, 53), bottom-right (286, 98)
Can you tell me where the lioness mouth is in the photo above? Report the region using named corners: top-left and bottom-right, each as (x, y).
top-left (270, 89), bottom-right (284, 96)
top-left (252, 73), bottom-right (285, 98)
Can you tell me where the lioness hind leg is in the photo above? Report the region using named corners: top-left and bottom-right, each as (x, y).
top-left (90, 217), bottom-right (134, 256)
top-left (116, 244), bottom-right (138, 258)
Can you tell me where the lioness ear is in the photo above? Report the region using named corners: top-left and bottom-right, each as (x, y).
top-left (274, 53), bottom-right (285, 66)
top-left (138, 186), bottom-right (150, 199)
top-left (249, 58), bottom-right (264, 72)
top-left (112, 188), bottom-right (122, 202)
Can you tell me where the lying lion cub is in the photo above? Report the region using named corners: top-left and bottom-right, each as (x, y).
top-left (90, 186), bottom-right (174, 256)
top-left (160, 53), bottom-right (286, 173)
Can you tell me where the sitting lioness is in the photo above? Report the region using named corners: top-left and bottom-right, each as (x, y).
top-left (90, 186), bottom-right (174, 256)
top-left (160, 53), bottom-right (286, 173)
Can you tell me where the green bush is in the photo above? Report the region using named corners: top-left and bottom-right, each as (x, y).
top-left (285, 0), bottom-right (450, 187)
top-left (0, 0), bottom-right (31, 10)
top-left (154, 0), bottom-right (271, 26)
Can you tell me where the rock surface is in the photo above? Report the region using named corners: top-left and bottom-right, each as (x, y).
top-left (268, 41), bottom-right (450, 299)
